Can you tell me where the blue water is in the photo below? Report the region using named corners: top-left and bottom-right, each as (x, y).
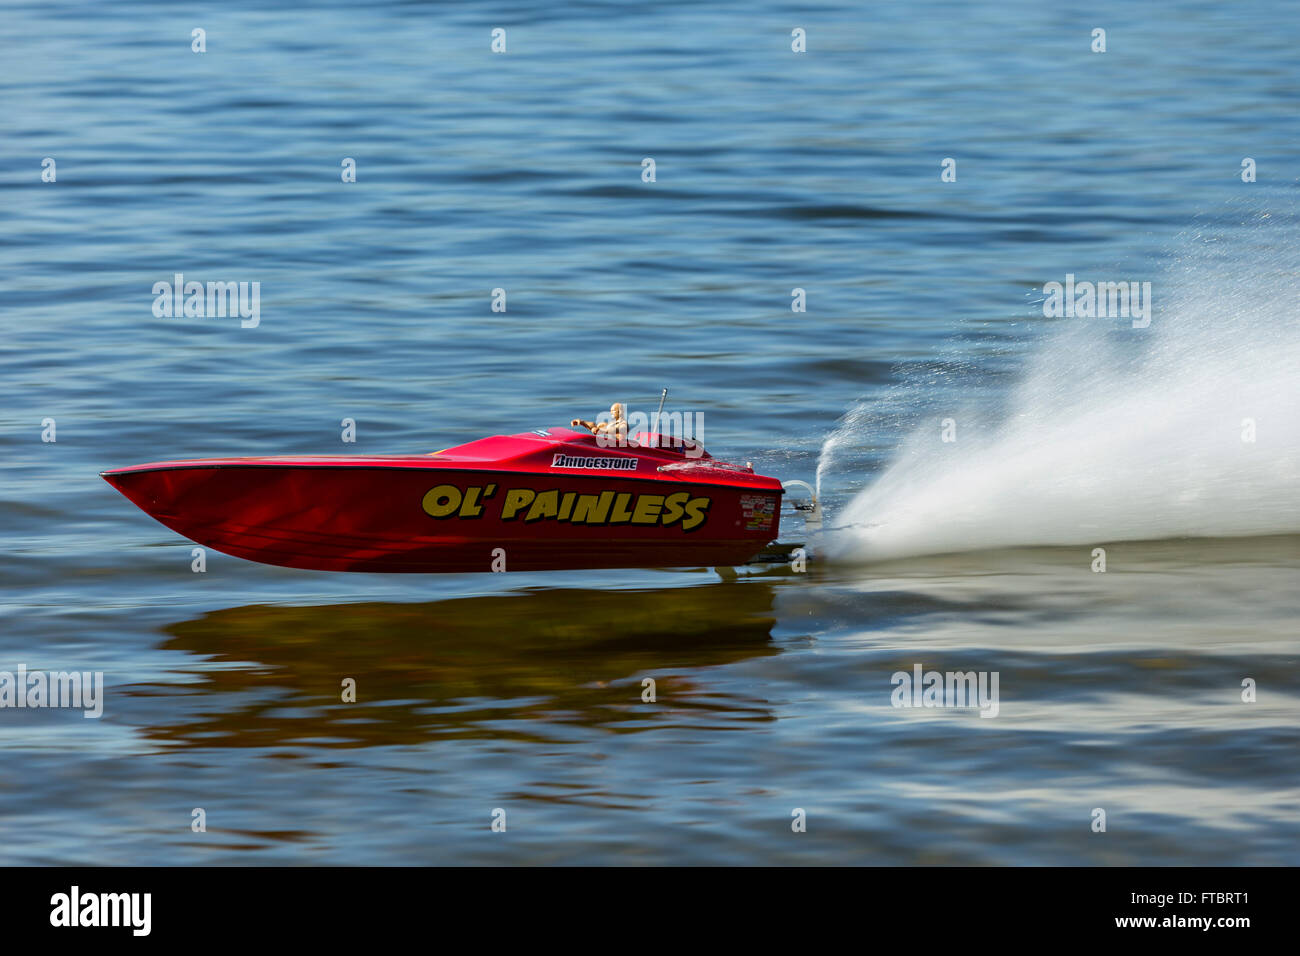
top-left (2, 0), bottom-right (1297, 864)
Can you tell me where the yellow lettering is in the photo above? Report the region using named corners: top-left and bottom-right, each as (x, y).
top-left (609, 492), bottom-right (635, 524)
top-left (571, 491), bottom-right (614, 524)
top-left (661, 491), bottom-right (690, 526)
top-left (526, 489), bottom-right (560, 522)
top-left (682, 496), bottom-right (711, 531)
top-left (631, 494), bottom-right (664, 524)
top-left (501, 488), bottom-right (536, 520)
top-left (422, 484), bottom-right (462, 518)
top-left (459, 486), bottom-right (484, 517)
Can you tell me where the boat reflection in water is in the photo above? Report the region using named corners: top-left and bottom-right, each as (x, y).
top-left (140, 581), bottom-right (782, 749)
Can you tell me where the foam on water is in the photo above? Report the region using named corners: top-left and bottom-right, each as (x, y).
top-left (825, 209), bottom-right (1300, 561)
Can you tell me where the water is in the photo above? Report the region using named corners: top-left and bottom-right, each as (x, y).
top-left (826, 213), bottom-right (1300, 559)
top-left (2, 0), bottom-right (1297, 864)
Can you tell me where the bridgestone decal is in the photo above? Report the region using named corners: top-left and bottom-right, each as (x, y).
top-left (551, 454), bottom-right (638, 471)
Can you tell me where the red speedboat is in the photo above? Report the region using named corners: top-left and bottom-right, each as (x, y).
top-left (101, 426), bottom-right (788, 572)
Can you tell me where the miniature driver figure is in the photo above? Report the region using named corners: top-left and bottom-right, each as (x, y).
top-left (571, 402), bottom-right (630, 446)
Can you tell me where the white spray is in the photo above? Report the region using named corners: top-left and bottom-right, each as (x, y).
top-left (824, 210), bottom-right (1300, 562)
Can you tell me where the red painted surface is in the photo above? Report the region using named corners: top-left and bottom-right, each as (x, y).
top-left (101, 427), bottom-right (784, 572)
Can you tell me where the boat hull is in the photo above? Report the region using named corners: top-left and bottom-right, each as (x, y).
top-left (101, 461), bottom-right (783, 572)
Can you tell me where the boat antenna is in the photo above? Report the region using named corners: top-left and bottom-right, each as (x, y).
top-left (654, 388), bottom-right (668, 446)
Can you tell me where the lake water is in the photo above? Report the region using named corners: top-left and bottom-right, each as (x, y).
top-left (2, 0), bottom-right (1297, 864)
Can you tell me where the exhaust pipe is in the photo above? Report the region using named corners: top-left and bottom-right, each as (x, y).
top-left (781, 479), bottom-right (821, 535)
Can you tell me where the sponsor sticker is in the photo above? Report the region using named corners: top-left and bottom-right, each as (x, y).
top-left (551, 453), bottom-right (638, 471)
top-left (739, 493), bottom-right (776, 531)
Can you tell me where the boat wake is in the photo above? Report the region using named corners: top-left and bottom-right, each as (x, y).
top-left (822, 207), bottom-right (1300, 562)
